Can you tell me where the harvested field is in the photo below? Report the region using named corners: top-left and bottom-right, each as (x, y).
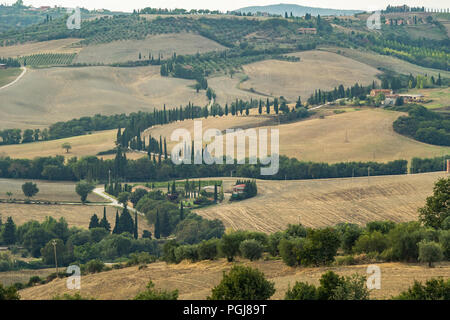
top-left (240, 50), bottom-right (381, 101)
top-left (220, 108), bottom-right (450, 163)
top-left (0, 66), bottom-right (208, 129)
top-left (0, 130), bottom-right (116, 160)
top-left (0, 178), bottom-right (103, 203)
top-left (75, 33), bottom-right (225, 64)
top-left (0, 39), bottom-right (82, 58)
top-left (322, 47), bottom-right (450, 78)
top-left (18, 259), bottom-right (450, 300)
top-left (0, 203), bottom-right (151, 234)
top-left (0, 67), bottom-right (22, 87)
top-left (0, 268), bottom-right (56, 287)
top-left (196, 172), bottom-right (446, 233)
top-left (208, 74), bottom-right (268, 105)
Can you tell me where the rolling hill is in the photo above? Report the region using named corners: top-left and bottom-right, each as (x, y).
top-left (236, 3), bottom-right (363, 16)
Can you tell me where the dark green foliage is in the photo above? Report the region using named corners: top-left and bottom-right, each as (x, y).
top-left (395, 278), bottom-right (450, 300)
top-left (2, 217), bottom-right (16, 245)
top-left (208, 266), bottom-right (275, 300)
top-left (99, 208), bottom-right (111, 232)
top-left (285, 282), bottom-right (318, 300)
top-left (239, 239), bottom-right (263, 261)
top-left (21, 182), bottom-right (39, 198)
top-left (419, 177), bottom-right (450, 229)
top-left (88, 214), bottom-right (100, 229)
top-left (134, 280), bottom-right (178, 300)
top-left (219, 232), bottom-right (247, 262)
top-left (175, 214), bottom-right (224, 244)
top-left (0, 283), bottom-right (20, 300)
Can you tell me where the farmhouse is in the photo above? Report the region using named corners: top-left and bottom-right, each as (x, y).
top-left (398, 94), bottom-right (425, 103)
top-left (0, 246), bottom-right (8, 252)
top-left (298, 28), bottom-right (317, 34)
top-left (232, 184), bottom-right (246, 195)
top-left (370, 89), bottom-right (393, 97)
top-left (0, 64), bottom-right (7, 69)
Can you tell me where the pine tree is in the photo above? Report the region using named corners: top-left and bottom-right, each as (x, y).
top-left (89, 214), bottom-right (100, 229)
top-left (3, 217), bottom-right (16, 245)
top-left (113, 210), bottom-right (120, 234)
top-left (154, 210), bottom-right (161, 239)
top-left (214, 184), bottom-right (218, 203)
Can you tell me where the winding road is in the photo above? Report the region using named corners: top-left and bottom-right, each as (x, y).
top-left (93, 187), bottom-right (145, 217)
top-left (0, 66), bottom-right (27, 91)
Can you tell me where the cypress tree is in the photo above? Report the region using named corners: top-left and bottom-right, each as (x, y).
top-left (134, 211), bottom-right (138, 239)
top-left (161, 212), bottom-right (170, 237)
top-left (100, 207), bottom-right (111, 232)
top-left (113, 210), bottom-right (120, 234)
top-left (266, 98), bottom-right (270, 114)
top-left (258, 100), bottom-right (262, 114)
top-left (214, 184), bottom-right (218, 203)
top-left (155, 210), bottom-right (161, 239)
top-left (3, 217), bottom-right (16, 245)
top-left (180, 201), bottom-right (184, 220)
top-left (89, 214), bottom-right (100, 229)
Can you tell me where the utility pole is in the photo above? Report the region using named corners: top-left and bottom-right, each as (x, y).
top-left (52, 239), bottom-right (58, 274)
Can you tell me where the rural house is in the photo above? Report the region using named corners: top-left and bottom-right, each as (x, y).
top-left (232, 184), bottom-right (246, 195)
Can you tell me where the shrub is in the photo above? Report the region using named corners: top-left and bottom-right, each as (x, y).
top-left (285, 282), bottom-right (318, 300)
top-left (418, 240), bottom-right (444, 267)
top-left (134, 280), bottom-right (178, 300)
top-left (438, 230), bottom-right (450, 260)
top-left (331, 274), bottom-right (370, 300)
top-left (219, 232), bottom-right (246, 262)
top-left (240, 239), bottom-right (263, 261)
top-left (208, 266), bottom-right (275, 300)
top-left (197, 239), bottom-right (219, 260)
top-left (353, 231), bottom-right (389, 254)
top-left (84, 259), bottom-right (105, 274)
top-left (0, 283), bottom-right (20, 300)
top-left (174, 245), bottom-right (199, 263)
top-left (395, 278), bottom-right (450, 300)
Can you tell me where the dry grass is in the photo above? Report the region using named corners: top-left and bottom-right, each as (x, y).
top-left (75, 33), bottom-right (225, 64)
top-left (142, 114), bottom-right (275, 151)
top-left (219, 108), bottom-right (450, 163)
top-left (208, 74), bottom-right (268, 105)
top-left (0, 178), bottom-right (103, 202)
top-left (196, 172), bottom-right (446, 233)
top-left (0, 203), bottom-right (151, 234)
top-left (0, 66), bottom-right (208, 129)
top-left (18, 259), bottom-right (450, 300)
top-left (0, 39), bottom-right (82, 58)
top-left (0, 268), bottom-right (56, 287)
top-left (407, 87), bottom-right (450, 111)
top-left (0, 130), bottom-right (116, 160)
top-left (0, 67), bottom-right (22, 87)
top-left (321, 47), bottom-right (450, 78)
top-left (239, 50), bottom-right (381, 101)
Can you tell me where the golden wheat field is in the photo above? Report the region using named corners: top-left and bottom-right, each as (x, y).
top-left (17, 259), bottom-right (450, 300)
top-left (239, 50), bottom-right (381, 101)
top-left (0, 130), bottom-right (117, 160)
top-left (0, 65), bottom-right (208, 129)
top-left (74, 33), bottom-right (225, 64)
top-left (196, 172), bottom-right (446, 233)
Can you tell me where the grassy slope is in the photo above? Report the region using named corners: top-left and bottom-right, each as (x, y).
top-left (0, 130), bottom-right (116, 160)
top-left (196, 172), bottom-right (446, 233)
top-left (0, 66), bottom-right (208, 129)
top-left (240, 51), bottom-right (381, 101)
top-left (0, 67), bottom-right (21, 87)
top-left (18, 259), bottom-right (450, 300)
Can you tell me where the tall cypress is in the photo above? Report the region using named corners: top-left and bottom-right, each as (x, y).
top-left (180, 201), bottom-right (184, 220)
top-left (134, 211), bottom-right (138, 239)
top-left (3, 217), bottom-right (16, 245)
top-left (100, 207), bottom-right (111, 232)
top-left (119, 207), bottom-right (134, 235)
top-left (113, 210), bottom-right (120, 234)
top-left (155, 210), bottom-right (161, 239)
